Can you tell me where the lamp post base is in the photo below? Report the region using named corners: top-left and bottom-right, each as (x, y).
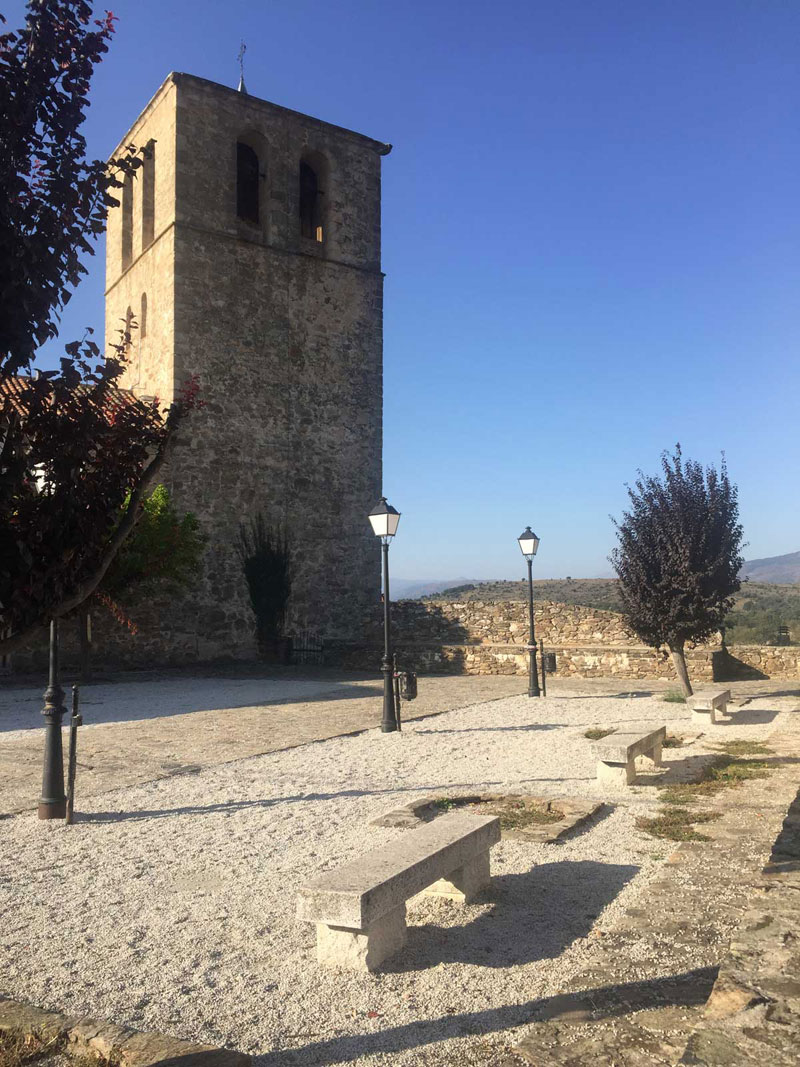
top-left (38, 800), bottom-right (66, 820)
top-left (527, 647), bottom-right (540, 697)
top-left (381, 659), bottom-right (398, 732)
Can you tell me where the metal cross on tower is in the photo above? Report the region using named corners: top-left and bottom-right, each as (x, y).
top-left (237, 41), bottom-right (248, 94)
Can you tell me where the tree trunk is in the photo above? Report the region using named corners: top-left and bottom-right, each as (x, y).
top-left (78, 607), bottom-right (92, 683)
top-left (670, 645), bottom-right (693, 697)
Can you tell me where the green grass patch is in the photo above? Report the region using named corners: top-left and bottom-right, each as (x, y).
top-left (584, 727), bottom-right (616, 741)
top-left (662, 735), bottom-right (684, 748)
top-left (636, 806), bottom-right (721, 842)
top-left (713, 740), bottom-right (772, 757)
top-left (661, 753), bottom-right (771, 806)
top-left (639, 743), bottom-right (775, 842)
top-left (663, 690), bottom-right (687, 704)
top-left (433, 795), bottom-right (564, 831)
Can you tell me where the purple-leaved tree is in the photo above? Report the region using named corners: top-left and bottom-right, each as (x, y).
top-left (610, 445), bottom-right (745, 696)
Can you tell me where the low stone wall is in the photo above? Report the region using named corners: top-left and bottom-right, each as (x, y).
top-left (718, 644), bottom-right (800, 681)
top-left (327, 642), bottom-right (721, 682)
top-left (7, 597), bottom-right (798, 683)
top-left (330, 600), bottom-right (796, 682)
top-left (0, 996), bottom-right (249, 1067)
top-left (377, 600), bottom-right (636, 648)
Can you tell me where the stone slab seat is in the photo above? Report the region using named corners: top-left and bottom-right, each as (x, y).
top-left (592, 725), bottom-right (666, 788)
top-left (691, 688), bottom-right (732, 725)
top-left (297, 812), bottom-right (501, 971)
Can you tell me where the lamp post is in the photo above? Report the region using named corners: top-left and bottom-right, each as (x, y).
top-left (38, 618), bottom-right (67, 819)
top-left (518, 527), bottom-right (541, 697)
top-left (369, 497), bottom-right (401, 732)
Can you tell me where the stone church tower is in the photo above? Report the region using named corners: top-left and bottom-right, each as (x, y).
top-left (104, 73), bottom-right (390, 661)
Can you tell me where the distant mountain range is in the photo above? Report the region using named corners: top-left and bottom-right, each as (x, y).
top-left (393, 551), bottom-right (800, 602)
top-left (391, 577), bottom-right (484, 600)
top-left (740, 551), bottom-right (800, 584)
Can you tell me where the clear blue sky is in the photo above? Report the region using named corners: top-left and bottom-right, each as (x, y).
top-left (13, 0), bottom-right (799, 581)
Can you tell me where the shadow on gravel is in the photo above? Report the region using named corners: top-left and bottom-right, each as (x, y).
top-left (392, 860), bottom-right (639, 972)
top-left (0, 679), bottom-right (384, 733)
top-left (79, 780), bottom-right (509, 822)
top-left (251, 964), bottom-right (717, 1066)
top-left (737, 692), bottom-right (800, 703)
top-left (604, 690), bottom-right (659, 699)
top-left (414, 723), bottom-right (561, 735)
top-left (723, 706), bottom-right (780, 725)
top-left (764, 784), bottom-right (800, 875)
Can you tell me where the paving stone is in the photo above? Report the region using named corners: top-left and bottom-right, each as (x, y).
top-left (500, 726), bottom-right (800, 1067)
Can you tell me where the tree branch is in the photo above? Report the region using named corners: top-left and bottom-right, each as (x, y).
top-left (0, 414), bottom-right (178, 657)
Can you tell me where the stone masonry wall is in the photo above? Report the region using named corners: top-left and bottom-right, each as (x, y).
top-left (325, 599), bottom-right (800, 682)
top-left (9, 602), bottom-right (800, 680)
top-left (331, 641), bottom-right (719, 681)
top-left (374, 600), bottom-right (636, 647)
top-left (717, 645), bottom-right (800, 681)
top-left (97, 73), bottom-right (389, 666)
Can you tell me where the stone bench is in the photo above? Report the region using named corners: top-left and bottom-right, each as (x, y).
top-left (691, 688), bottom-right (731, 725)
top-left (592, 726), bottom-right (666, 788)
top-left (296, 812), bottom-right (500, 971)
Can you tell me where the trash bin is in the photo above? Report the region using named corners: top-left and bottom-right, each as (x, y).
top-left (399, 671), bottom-right (418, 701)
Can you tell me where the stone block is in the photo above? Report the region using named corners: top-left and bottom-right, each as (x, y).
top-left (316, 904), bottom-right (407, 972)
top-left (298, 813), bottom-right (500, 970)
top-left (592, 726), bottom-right (666, 765)
top-left (597, 759), bottom-right (635, 788)
top-left (369, 797), bottom-right (437, 828)
top-left (594, 726), bottom-right (665, 789)
top-left (0, 998), bottom-right (250, 1067)
top-left (297, 812), bottom-right (500, 929)
top-left (691, 689), bottom-right (731, 725)
top-left (421, 849), bottom-right (490, 903)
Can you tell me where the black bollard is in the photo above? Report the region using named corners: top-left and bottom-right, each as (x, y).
top-left (38, 619), bottom-right (67, 819)
top-left (65, 685), bottom-right (82, 825)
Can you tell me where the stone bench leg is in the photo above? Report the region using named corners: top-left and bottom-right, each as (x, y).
top-left (315, 903), bottom-right (407, 972)
top-left (597, 758), bottom-right (635, 788)
top-left (692, 708), bottom-right (716, 726)
top-left (422, 850), bottom-right (490, 904)
top-left (648, 741), bottom-right (663, 767)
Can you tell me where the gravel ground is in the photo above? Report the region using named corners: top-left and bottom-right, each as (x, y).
top-left (0, 676), bottom-right (365, 737)
top-left (0, 689), bottom-right (790, 1067)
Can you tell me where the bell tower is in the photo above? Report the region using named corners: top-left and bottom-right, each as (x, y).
top-left (105, 73), bottom-right (390, 659)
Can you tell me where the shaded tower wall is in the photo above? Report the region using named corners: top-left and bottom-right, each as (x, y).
top-left (104, 73), bottom-right (387, 661)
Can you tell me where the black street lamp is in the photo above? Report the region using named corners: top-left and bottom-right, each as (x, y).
top-left (518, 527), bottom-right (541, 698)
top-left (369, 496), bottom-right (401, 732)
top-left (39, 618), bottom-right (67, 819)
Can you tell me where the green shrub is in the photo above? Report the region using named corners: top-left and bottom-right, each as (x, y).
top-left (663, 690), bottom-right (687, 704)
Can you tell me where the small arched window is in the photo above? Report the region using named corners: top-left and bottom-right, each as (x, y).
top-left (141, 140), bottom-right (155, 248)
top-left (299, 160), bottom-right (323, 242)
top-left (121, 173), bottom-right (133, 269)
top-left (236, 142), bottom-right (260, 223)
top-left (140, 293), bottom-right (148, 339)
